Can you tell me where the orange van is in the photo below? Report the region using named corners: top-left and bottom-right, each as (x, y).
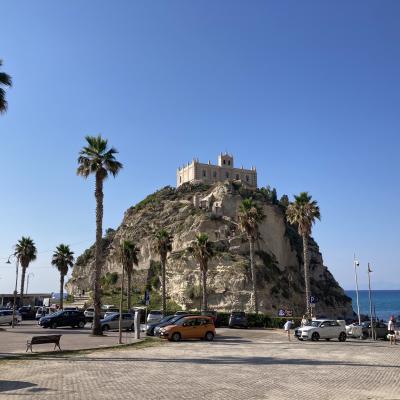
top-left (159, 315), bottom-right (215, 342)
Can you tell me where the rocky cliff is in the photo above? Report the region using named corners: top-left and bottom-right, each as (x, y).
top-left (66, 182), bottom-right (353, 318)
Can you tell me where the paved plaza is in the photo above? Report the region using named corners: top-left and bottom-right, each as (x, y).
top-left (1, 326), bottom-right (400, 399)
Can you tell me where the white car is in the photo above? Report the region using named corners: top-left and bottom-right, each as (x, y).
top-left (0, 309), bottom-right (22, 325)
top-left (294, 319), bottom-right (347, 342)
top-left (147, 310), bottom-right (163, 324)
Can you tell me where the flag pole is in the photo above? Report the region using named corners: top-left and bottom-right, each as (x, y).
top-left (353, 254), bottom-right (361, 326)
top-left (367, 263), bottom-right (375, 340)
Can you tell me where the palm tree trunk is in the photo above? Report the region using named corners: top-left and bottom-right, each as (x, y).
top-left (161, 255), bottom-right (166, 317)
top-left (93, 173), bottom-right (104, 336)
top-left (201, 266), bottom-right (207, 312)
top-left (127, 270), bottom-right (132, 310)
top-left (19, 266), bottom-right (26, 307)
top-left (60, 274), bottom-right (65, 310)
top-left (249, 239), bottom-right (258, 313)
top-left (119, 264), bottom-right (125, 344)
top-left (303, 235), bottom-right (310, 317)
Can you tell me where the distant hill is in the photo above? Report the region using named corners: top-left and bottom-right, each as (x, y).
top-left (66, 182), bottom-right (353, 317)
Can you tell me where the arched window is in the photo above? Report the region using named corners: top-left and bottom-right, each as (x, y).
top-left (226, 172), bottom-right (229, 178)
top-left (202, 170), bottom-right (206, 177)
top-left (213, 171), bottom-right (217, 178)
top-left (246, 175), bottom-right (249, 182)
top-left (180, 176), bottom-right (182, 183)
top-left (228, 160), bottom-right (231, 166)
top-left (223, 160), bottom-right (226, 165)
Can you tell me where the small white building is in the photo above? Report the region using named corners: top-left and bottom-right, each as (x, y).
top-left (177, 153), bottom-right (257, 188)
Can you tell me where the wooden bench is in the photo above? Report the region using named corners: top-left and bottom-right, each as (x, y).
top-left (26, 335), bottom-right (62, 352)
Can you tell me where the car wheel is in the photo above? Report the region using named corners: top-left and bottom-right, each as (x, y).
top-left (297, 337), bottom-right (303, 341)
top-left (51, 322), bottom-right (57, 329)
top-left (205, 331), bottom-right (214, 341)
top-left (171, 332), bottom-right (181, 342)
top-left (325, 338), bottom-right (331, 341)
top-left (9, 321), bottom-right (12, 326)
top-left (102, 325), bottom-right (109, 332)
top-left (311, 332), bottom-right (320, 341)
top-left (78, 321), bottom-right (85, 329)
top-left (339, 332), bottom-right (347, 342)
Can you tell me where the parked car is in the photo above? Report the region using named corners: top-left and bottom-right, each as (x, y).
top-left (84, 307), bottom-right (94, 322)
top-left (35, 307), bottom-right (54, 320)
top-left (229, 311), bottom-right (248, 328)
top-left (103, 309), bottom-right (120, 319)
top-left (159, 315), bottom-right (215, 342)
top-left (0, 309), bottom-right (22, 325)
top-left (294, 319), bottom-right (347, 342)
top-left (346, 323), bottom-right (362, 338)
top-left (18, 306), bottom-right (36, 320)
top-left (361, 321), bottom-right (388, 339)
top-left (147, 310), bottom-right (163, 324)
top-left (152, 314), bottom-right (194, 337)
top-left (39, 310), bottom-right (86, 329)
top-left (63, 307), bottom-right (79, 311)
top-left (146, 314), bottom-right (177, 336)
top-left (101, 313), bottom-right (135, 332)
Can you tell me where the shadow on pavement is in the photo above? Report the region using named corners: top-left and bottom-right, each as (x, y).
top-left (0, 380), bottom-right (47, 393)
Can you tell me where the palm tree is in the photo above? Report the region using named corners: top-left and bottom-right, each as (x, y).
top-left (51, 244), bottom-right (74, 310)
top-left (238, 198), bottom-right (265, 314)
top-left (188, 233), bottom-right (214, 312)
top-left (14, 237), bottom-right (37, 306)
top-left (154, 229), bottom-right (173, 316)
top-left (121, 240), bottom-right (139, 310)
top-left (77, 135), bottom-right (123, 335)
top-left (286, 192), bottom-right (321, 317)
top-left (0, 60), bottom-right (12, 114)
top-left (117, 240), bottom-right (139, 343)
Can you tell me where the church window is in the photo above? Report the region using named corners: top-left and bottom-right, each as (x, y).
top-left (228, 160), bottom-right (231, 166)
top-left (180, 176), bottom-right (182, 183)
top-left (213, 171), bottom-right (217, 178)
top-left (202, 170), bottom-right (206, 177)
top-left (246, 175), bottom-right (249, 182)
top-left (226, 172), bottom-right (229, 178)
top-left (223, 160), bottom-right (226, 165)
top-left (236, 174), bottom-right (239, 180)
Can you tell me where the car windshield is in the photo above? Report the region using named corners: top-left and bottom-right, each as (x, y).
top-left (309, 321), bottom-right (321, 327)
top-left (50, 310), bottom-right (64, 317)
top-left (159, 315), bottom-right (174, 324)
top-left (232, 312), bottom-right (245, 317)
top-left (104, 313), bottom-right (119, 320)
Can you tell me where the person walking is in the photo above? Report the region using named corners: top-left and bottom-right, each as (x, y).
top-left (284, 319), bottom-right (293, 341)
top-left (301, 315), bottom-right (308, 327)
top-left (388, 316), bottom-right (396, 345)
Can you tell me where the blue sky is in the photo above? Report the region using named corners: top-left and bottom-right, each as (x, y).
top-left (1, 1), bottom-right (399, 294)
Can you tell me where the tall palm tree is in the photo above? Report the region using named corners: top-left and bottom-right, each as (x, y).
top-left (121, 240), bottom-right (139, 310)
top-left (77, 135), bottom-right (123, 335)
top-left (286, 192), bottom-right (321, 317)
top-left (238, 198), bottom-right (265, 314)
top-left (0, 60), bottom-right (12, 114)
top-left (51, 244), bottom-right (74, 310)
top-left (188, 233), bottom-right (214, 312)
top-left (154, 229), bottom-right (173, 316)
top-left (14, 237), bottom-right (37, 306)
top-left (117, 240), bottom-right (139, 343)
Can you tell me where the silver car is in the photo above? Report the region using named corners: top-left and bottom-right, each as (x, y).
top-left (100, 313), bottom-right (135, 332)
top-left (0, 309), bottom-right (22, 325)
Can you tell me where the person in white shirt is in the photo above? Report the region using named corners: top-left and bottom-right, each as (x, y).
top-left (284, 320), bottom-right (293, 341)
top-left (388, 316), bottom-right (396, 345)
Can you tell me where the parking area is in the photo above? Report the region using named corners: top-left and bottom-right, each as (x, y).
top-left (1, 324), bottom-right (400, 399)
top-left (0, 321), bottom-right (141, 355)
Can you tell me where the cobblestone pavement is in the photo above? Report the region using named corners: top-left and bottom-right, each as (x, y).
top-left (0, 329), bottom-right (399, 400)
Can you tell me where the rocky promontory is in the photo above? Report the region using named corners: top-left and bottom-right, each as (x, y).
top-left (66, 182), bottom-right (353, 318)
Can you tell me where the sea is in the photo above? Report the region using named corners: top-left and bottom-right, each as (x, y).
top-left (345, 290), bottom-right (400, 321)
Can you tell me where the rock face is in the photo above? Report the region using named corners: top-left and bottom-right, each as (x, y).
top-left (66, 182), bottom-right (353, 318)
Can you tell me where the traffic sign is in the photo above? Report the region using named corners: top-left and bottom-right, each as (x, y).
top-left (310, 295), bottom-right (318, 304)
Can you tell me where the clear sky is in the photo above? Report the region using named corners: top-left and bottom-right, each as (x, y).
top-left (1, 1), bottom-right (399, 295)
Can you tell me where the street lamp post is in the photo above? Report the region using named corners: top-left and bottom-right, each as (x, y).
top-left (353, 255), bottom-right (361, 326)
top-left (6, 254), bottom-right (19, 328)
top-left (367, 263), bottom-right (375, 340)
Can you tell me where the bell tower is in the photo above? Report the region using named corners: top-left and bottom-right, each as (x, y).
top-left (218, 152), bottom-right (234, 168)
